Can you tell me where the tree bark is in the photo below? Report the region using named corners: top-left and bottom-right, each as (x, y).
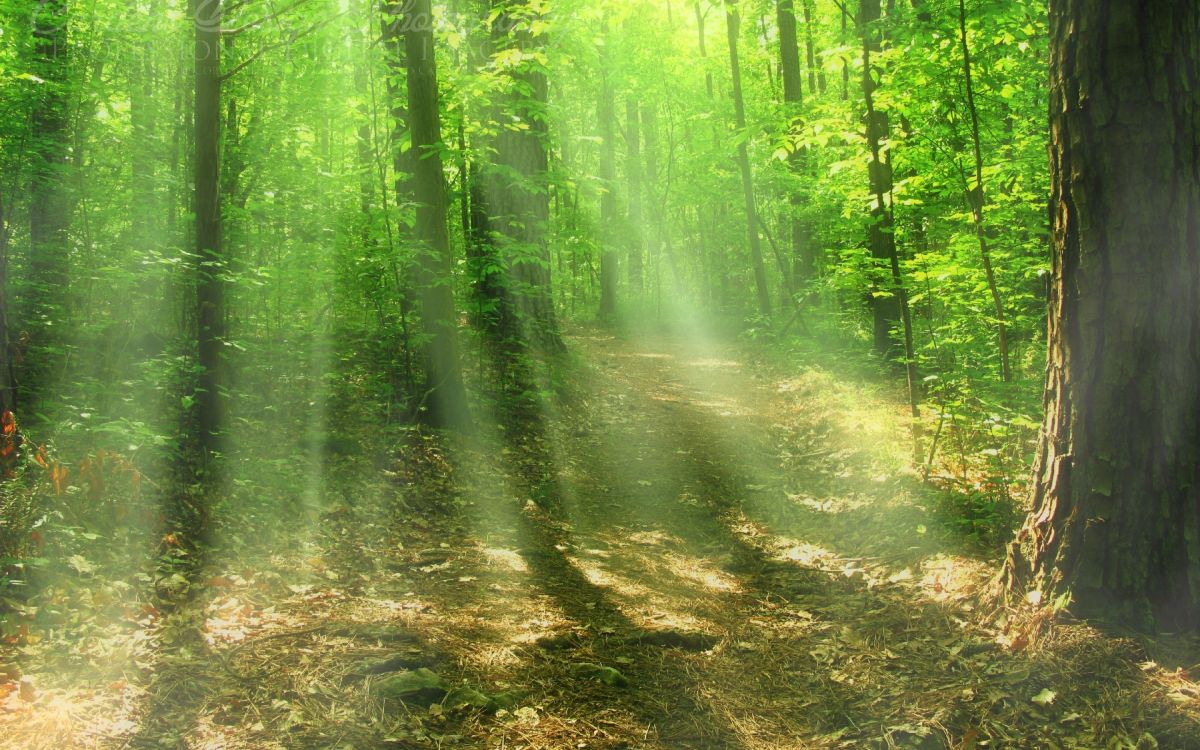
top-left (725, 0), bottom-right (772, 318)
top-left (859, 0), bottom-right (899, 357)
top-left (597, 39), bottom-right (619, 321)
top-left (776, 0), bottom-right (812, 290)
top-left (1002, 0), bottom-right (1200, 632)
top-left (625, 97), bottom-right (644, 294)
top-left (859, 0), bottom-right (920, 455)
top-left (194, 0), bottom-right (226, 456)
top-left (27, 0), bottom-right (70, 371)
top-left (802, 0), bottom-right (821, 95)
top-left (402, 0), bottom-right (471, 428)
top-left (479, 0), bottom-right (565, 352)
top-left (0, 189), bottom-right (14, 415)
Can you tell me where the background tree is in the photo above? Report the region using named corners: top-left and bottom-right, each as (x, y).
top-left (403, 0), bottom-right (472, 427)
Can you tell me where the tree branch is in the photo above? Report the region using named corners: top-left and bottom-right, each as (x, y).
top-left (222, 0), bottom-right (312, 36)
top-left (220, 10), bottom-right (347, 82)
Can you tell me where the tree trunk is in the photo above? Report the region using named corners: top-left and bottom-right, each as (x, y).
top-left (724, 0), bottom-right (772, 318)
top-left (482, 0), bottom-right (565, 352)
top-left (802, 0), bottom-right (820, 95)
top-left (0, 190), bottom-right (14, 415)
top-left (859, 0), bottom-right (899, 356)
top-left (776, 0), bottom-right (812, 290)
top-left (597, 44), bottom-right (619, 321)
top-left (1002, 0), bottom-right (1200, 632)
top-left (625, 97), bottom-right (644, 294)
top-left (403, 0), bottom-right (471, 428)
top-left (194, 0), bottom-right (226, 456)
top-left (956, 0), bottom-right (1010, 383)
top-left (27, 0), bottom-right (70, 370)
top-left (859, 0), bottom-right (920, 455)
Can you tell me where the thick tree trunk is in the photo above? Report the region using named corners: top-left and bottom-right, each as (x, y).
top-left (1002, 0), bottom-right (1200, 632)
top-left (194, 0), bottom-right (225, 456)
top-left (725, 1), bottom-right (772, 318)
top-left (403, 0), bottom-right (471, 428)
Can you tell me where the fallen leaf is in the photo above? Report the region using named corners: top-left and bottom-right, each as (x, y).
top-left (1031, 688), bottom-right (1056, 706)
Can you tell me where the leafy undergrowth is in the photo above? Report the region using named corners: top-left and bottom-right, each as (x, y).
top-left (0, 326), bottom-right (1197, 749)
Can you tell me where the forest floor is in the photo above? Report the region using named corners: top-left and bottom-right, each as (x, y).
top-left (3, 323), bottom-right (1200, 749)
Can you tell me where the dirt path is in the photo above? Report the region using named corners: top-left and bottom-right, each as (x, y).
top-left (6, 326), bottom-right (1197, 749)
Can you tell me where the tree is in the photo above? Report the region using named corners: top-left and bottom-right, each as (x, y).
top-left (724, 0), bottom-right (771, 318)
top-left (776, 0), bottom-right (812, 286)
top-left (956, 0), bottom-right (1010, 382)
top-left (402, 0), bottom-right (471, 428)
top-left (858, 0), bottom-right (920, 456)
top-left (478, 0), bottom-right (565, 353)
top-left (195, 0), bottom-right (226, 457)
top-left (597, 29), bottom-right (619, 321)
top-left (1002, 0), bottom-right (1200, 631)
top-left (624, 97), bottom-right (644, 294)
top-left (27, 0), bottom-right (70, 370)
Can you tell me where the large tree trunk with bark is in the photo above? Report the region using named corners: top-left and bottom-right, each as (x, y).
top-left (1002, 0), bottom-right (1200, 632)
top-left (403, 0), bottom-right (471, 428)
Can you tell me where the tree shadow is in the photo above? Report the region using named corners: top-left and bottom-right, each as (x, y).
top-left (474, 351), bottom-right (754, 749)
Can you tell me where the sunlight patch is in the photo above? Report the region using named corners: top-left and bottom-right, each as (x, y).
top-left (919, 555), bottom-right (986, 602)
top-left (786, 492), bottom-right (871, 514)
top-left (570, 557), bottom-right (652, 598)
top-left (625, 529), bottom-right (677, 547)
top-left (0, 687), bottom-right (138, 749)
top-left (662, 552), bottom-right (741, 593)
top-left (688, 358), bottom-right (741, 370)
top-left (483, 547), bottom-right (529, 573)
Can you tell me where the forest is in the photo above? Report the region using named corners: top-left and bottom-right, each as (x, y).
top-left (0, 0), bottom-right (1197, 746)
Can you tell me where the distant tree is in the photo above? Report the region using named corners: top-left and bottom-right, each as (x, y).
top-left (402, 0), bottom-right (471, 427)
top-left (597, 28), bottom-right (619, 321)
top-left (724, 0), bottom-right (771, 318)
top-left (1002, 0), bottom-right (1200, 631)
top-left (194, 0), bottom-right (226, 457)
top-left (26, 0), bottom-right (70, 376)
top-left (478, 0), bottom-right (565, 352)
top-left (776, 0), bottom-right (812, 286)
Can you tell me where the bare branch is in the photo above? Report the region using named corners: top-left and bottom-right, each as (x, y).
top-left (222, 0), bottom-right (312, 36)
top-left (221, 10), bottom-right (347, 82)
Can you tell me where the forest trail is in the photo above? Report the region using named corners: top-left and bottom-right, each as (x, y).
top-left (6, 326), bottom-right (1196, 750)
